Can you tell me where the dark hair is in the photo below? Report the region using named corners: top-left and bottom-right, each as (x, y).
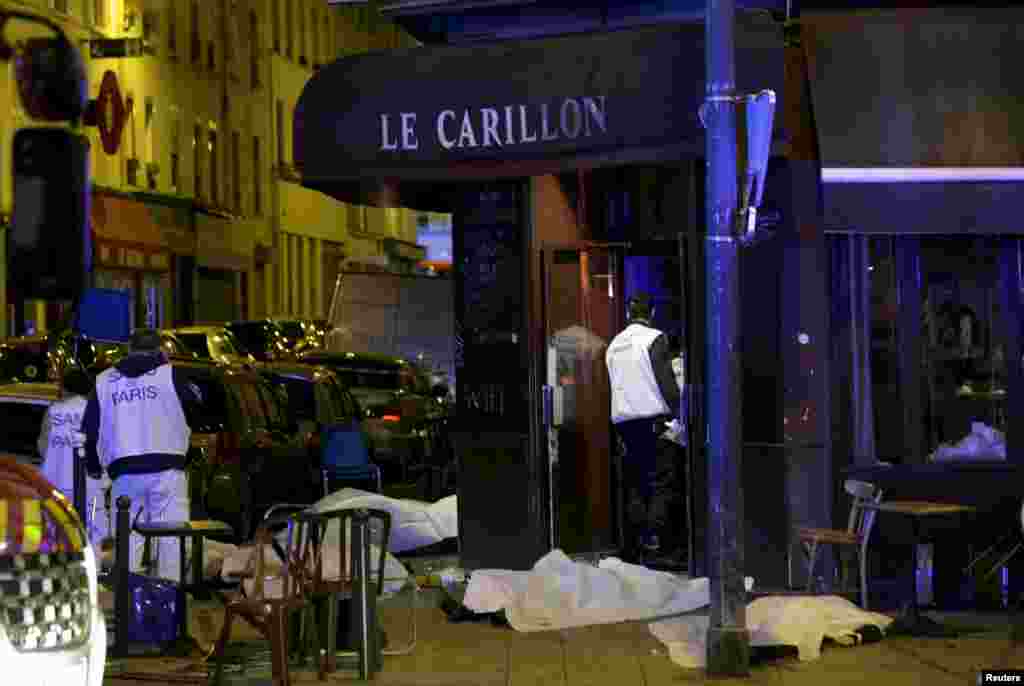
top-left (62, 368), bottom-right (93, 396)
top-left (627, 294), bottom-right (652, 321)
top-left (130, 328), bottom-right (162, 352)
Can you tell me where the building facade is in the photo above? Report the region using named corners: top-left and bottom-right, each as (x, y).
top-left (0, 0), bottom-right (424, 336)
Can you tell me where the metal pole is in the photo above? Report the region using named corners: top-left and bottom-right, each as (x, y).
top-left (114, 495), bottom-right (132, 656)
top-left (704, 0), bottom-right (749, 675)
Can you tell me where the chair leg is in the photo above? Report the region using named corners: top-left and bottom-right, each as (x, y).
top-left (859, 546), bottom-right (869, 610)
top-left (211, 606), bottom-right (236, 686)
top-left (804, 542), bottom-right (820, 592)
top-left (322, 594), bottom-right (339, 674)
top-left (267, 608), bottom-right (292, 686)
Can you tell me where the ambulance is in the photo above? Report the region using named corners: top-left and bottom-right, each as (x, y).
top-left (0, 458), bottom-right (105, 685)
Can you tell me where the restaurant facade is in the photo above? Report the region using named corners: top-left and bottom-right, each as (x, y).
top-left (298, 4), bottom-right (1024, 601)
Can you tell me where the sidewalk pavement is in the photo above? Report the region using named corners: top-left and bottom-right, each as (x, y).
top-left (103, 589), bottom-right (1022, 686)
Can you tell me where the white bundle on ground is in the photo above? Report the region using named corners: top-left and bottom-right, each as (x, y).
top-left (929, 421), bottom-right (1006, 461)
top-left (649, 595), bottom-right (894, 667)
top-left (217, 536), bottom-right (409, 599)
top-left (463, 549), bottom-right (754, 632)
top-left (311, 488), bottom-right (458, 553)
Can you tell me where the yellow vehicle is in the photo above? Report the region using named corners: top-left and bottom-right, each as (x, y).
top-left (0, 458), bottom-right (106, 685)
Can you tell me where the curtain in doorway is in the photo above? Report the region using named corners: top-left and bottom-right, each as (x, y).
top-left (829, 234), bottom-right (876, 466)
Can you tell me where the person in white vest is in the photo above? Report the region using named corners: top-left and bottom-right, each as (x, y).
top-left (36, 367), bottom-right (112, 543)
top-left (605, 294), bottom-right (680, 565)
top-left (81, 328), bottom-right (202, 582)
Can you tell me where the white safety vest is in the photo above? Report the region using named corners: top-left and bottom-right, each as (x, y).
top-left (37, 394), bottom-right (87, 495)
top-left (606, 323), bottom-right (671, 424)
top-left (96, 363), bottom-right (190, 468)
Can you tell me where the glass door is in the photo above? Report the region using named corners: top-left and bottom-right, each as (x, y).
top-left (542, 239), bottom-right (688, 557)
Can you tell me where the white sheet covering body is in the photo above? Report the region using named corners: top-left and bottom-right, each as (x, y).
top-left (649, 595), bottom-right (894, 667)
top-left (311, 488), bottom-right (458, 552)
top-left (463, 550), bottom-right (754, 631)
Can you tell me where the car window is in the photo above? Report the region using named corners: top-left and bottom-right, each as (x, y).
top-left (173, 368), bottom-right (228, 430)
top-left (228, 323), bottom-right (271, 354)
top-left (281, 378), bottom-right (316, 421)
top-left (230, 381), bottom-right (268, 429)
top-left (258, 381), bottom-right (289, 427)
top-left (177, 333), bottom-right (211, 359)
top-left (210, 330), bottom-right (240, 356)
top-left (0, 401), bottom-right (48, 463)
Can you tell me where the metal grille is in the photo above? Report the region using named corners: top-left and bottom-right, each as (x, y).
top-left (0, 551), bottom-right (91, 652)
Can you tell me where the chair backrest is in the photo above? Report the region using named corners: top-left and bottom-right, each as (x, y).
top-left (298, 507), bottom-right (392, 596)
top-left (321, 421), bottom-right (372, 471)
top-left (844, 479), bottom-right (883, 544)
top-left (248, 515), bottom-right (312, 605)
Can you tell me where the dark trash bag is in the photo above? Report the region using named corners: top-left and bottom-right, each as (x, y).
top-left (126, 573), bottom-right (183, 645)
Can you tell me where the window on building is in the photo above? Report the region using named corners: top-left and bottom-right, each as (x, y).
top-left (91, 0), bottom-right (106, 28)
top-left (193, 124), bottom-right (203, 199)
top-left (170, 117), bottom-right (181, 192)
top-left (232, 131), bottom-right (242, 215)
top-left (249, 10), bottom-right (261, 90)
top-left (144, 98), bottom-right (156, 189)
top-left (167, 4), bottom-right (178, 58)
top-left (297, 1), bottom-right (306, 64)
top-left (190, 1), bottom-right (201, 65)
top-left (253, 136), bottom-right (262, 215)
top-left (276, 100), bottom-right (285, 168)
top-left (285, 0), bottom-right (293, 59)
top-left (311, 8), bottom-right (319, 66)
top-left (50, 0), bottom-right (69, 14)
top-left (209, 129), bottom-right (219, 206)
top-left (207, 41), bottom-right (216, 72)
top-left (271, 0), bottom-right (280, 54)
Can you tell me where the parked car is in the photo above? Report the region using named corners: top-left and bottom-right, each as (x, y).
top-left (0, 360), bottom-right (315, 542)
top-left (0, 333), bottom-right (125, 384)
top-left (0, 457), bottom-right (106, 685)
top-left (225, 319), bottom-right (294, 362)
top-left (168, 325), bottom-right (254, 365)
top-left (272, 318), bottom-right (329, 354)
top-left (297, 351), bottom-right (449, 480)
top-left (0, 382), bottom-right (60, 465)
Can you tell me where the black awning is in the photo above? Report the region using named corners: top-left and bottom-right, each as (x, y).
top-left (295, 12), bottom-right (784, 211)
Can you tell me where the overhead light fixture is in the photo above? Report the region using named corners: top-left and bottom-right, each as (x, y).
top-left (822, 167), bottom-right (1024, 183)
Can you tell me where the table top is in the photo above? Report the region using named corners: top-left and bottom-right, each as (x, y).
top-left (860, 500), bottom-right (975, 516)
top-left (134, 520), bottom-right (235, 537)
top-left (844, 461), bottom-right (1024, 507)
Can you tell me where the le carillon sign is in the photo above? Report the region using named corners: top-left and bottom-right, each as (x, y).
top-left (295, 12), bottom-right (783, 209)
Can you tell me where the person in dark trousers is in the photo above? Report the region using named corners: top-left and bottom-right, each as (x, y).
top-left (605, 294), bottom-right (680, 565)
top-left (81, 328), bottom-right (202, 581)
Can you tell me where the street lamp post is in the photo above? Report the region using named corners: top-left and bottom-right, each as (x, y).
top-left (703, 0), bottom-right (750, 675)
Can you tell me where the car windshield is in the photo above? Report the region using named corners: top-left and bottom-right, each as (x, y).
top-left (177, 333), bottom-right (211, 358)
top-left (277, 321), bottom-right (305, 340)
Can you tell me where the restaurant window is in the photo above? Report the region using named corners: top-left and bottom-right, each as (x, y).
top-left (253, 136), bottom-right (262, 215)
top-left (249, 10), bottom-right (261, 89)
top-left (830, 234), bottom-right (1021, 465)
top-left (209, 128), bottom-right (219, 206)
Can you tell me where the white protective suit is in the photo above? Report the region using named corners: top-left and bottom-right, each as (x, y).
top-left (606, 323), bottom-right (671, 424)
top-left (94, 360), bottom-right (191, 582)
top-left (37, 395), bottom-right (110, 544)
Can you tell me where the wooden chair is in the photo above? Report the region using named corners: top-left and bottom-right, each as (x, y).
top-left (210, 514), bottom-right (324, 686)
top-left (793, 479), bottom-right (883, 609)
top-left (296, 507), bottom-right (392, 680)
